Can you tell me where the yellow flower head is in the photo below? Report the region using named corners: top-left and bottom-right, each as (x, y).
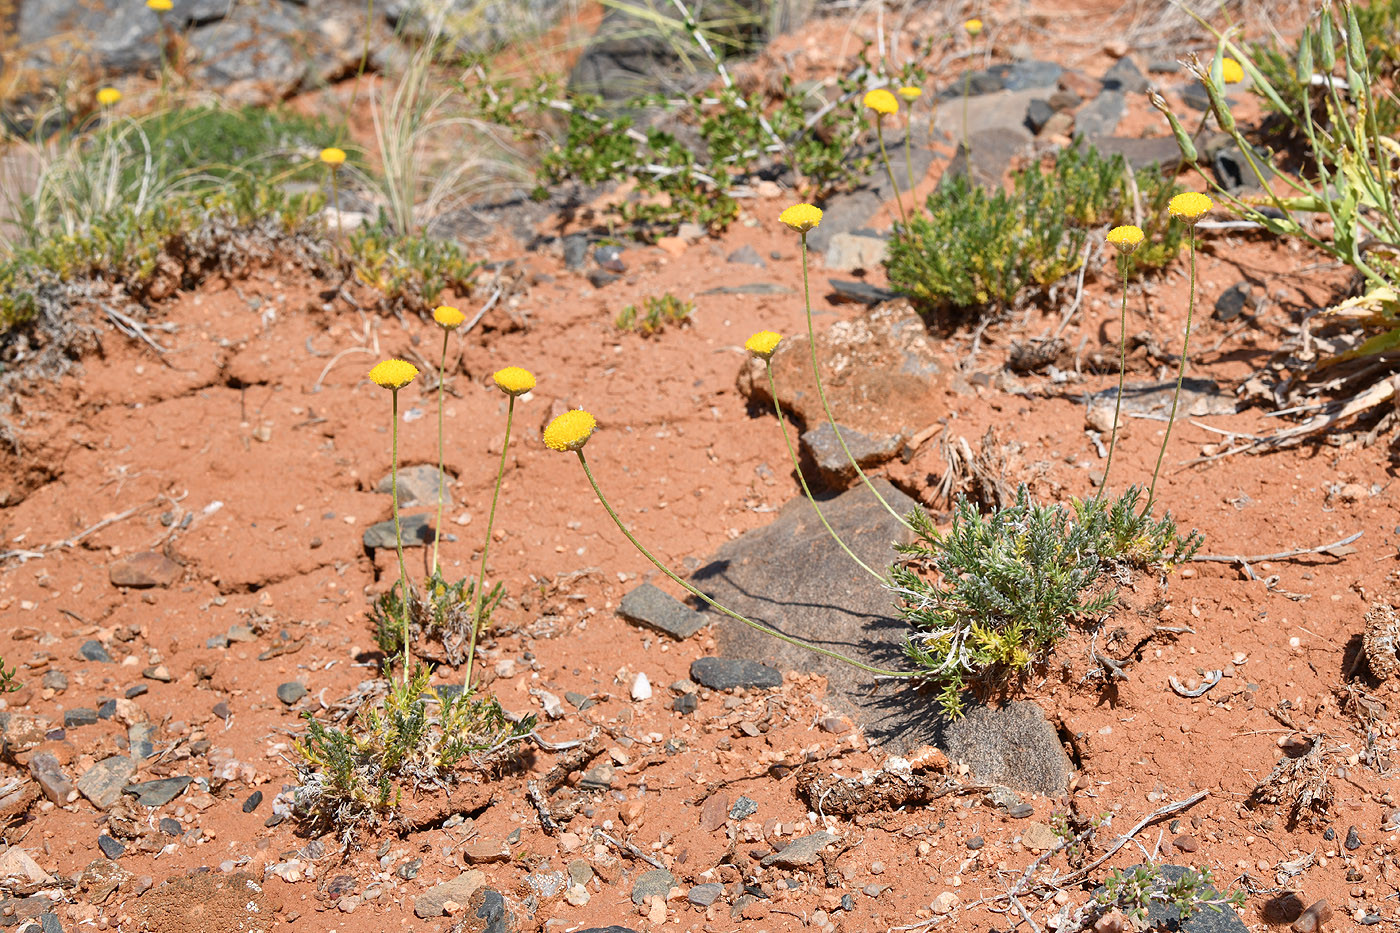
top-left (96, 87), bottom-right (122, 106)
top-left (544, 409), bottom-right (596, 452)
top-left (897, 86), bottom-right (923, 101)
top-left (369, 359), bottom-right (419, 390)
top-left (745, 330), bottom-right (782, 360)
top-left (432, 305), bottom-right (465, 330)
top-left (493, 366), bottom-right (536, 397)
top-left (779, 203), bottom-right (823, 233)
top-left (1106, 225), bottom-right (1145, 254)
top-left (1168, 191), bottom-right (1213, 224)
top-left (319, 147), bottom-right (347, 167)
top-left (964, 18), bottom-right (984, 36)
top-left (1220, 57), bottom-right (1245, 84)
top-left (863, 88), bottom-right (899, 116)
top-left (146, 0), bottom-right (173, 10)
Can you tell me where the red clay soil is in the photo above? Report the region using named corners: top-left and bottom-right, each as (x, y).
top-left (1, 4), bottom-right (1399, 933)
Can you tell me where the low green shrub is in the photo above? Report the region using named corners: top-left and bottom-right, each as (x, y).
top-left (1093, 866), bottom-right (1245, 927)
top-left (885, 143), bottom-right (1183, 315)
top-left (346, 220), bottom-right (480, 313)
top-left (892, 485), bottom-right (1201, 718)
top-left (615, 292), bottom-right (694, 335)
top-left (370, 570), bottom-right (504, 666)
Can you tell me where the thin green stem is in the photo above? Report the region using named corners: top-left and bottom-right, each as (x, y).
top-left (389, 388), bottom-right (412, 685)
top-left (875, 120), bottom-right (908, 226)
top-left (961, 70), bottom-right (971, 158)
top-left (577, 451), bottom-right (915, 678)
top-left (799, 233), bottom-right (915, 532)
top-left (464, 395), bottom-right (514, 690)
top-left (903, 108), bottom-right (916, 203)
top-left (765, 364), bottom-right (884, 583)
top-left (1097, 254), bottom-right (1133, 500)
top-left (430, 329), bottom-right (449, 574)
top-left (329, 167), bottom-right (343, 256)
top-left (1147, 225), bottom-right (1198, 510)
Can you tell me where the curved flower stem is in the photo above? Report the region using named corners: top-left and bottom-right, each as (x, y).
top-left (799, 232), bottom-right (915, 533)
top-left (1147, 225), bottom-right (1197, 510)
top-left (1098, 253), bottom-right (1133, 500)
top-left (577, 451), bottom-right (915, 678)
top-left (903, 108), bottom-right (916, 206)
top-left (765, 363), bottom-right (885, 583)
top-left (389, 387), bottom-right (412, 685)
top-left (430, 329), bottom-right (449, 574)
top-left (464, 394), bottom-right (514, 690)
top-left (875, 119), bottom-right (908, 226)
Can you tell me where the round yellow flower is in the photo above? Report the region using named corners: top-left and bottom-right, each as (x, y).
top-left (493, 366), bottom-right (536, 397)
top-left (432, 305), bottom-right (465, 330)
top-left (745, 330), bottom-right (782, 360)
top-left (96, 87), bottom-right (122, 106)
top-left (368, 359), bottom-right (419, 390)
top-left (897, 86), bottom-right (923, 101)
top-left (964, 18), bottom-right (984, 36)
top-left (1168, 191), bottom-right (1213, 224)
top-left (543, 409), bottom-right (597, 452)
top-left (1106, 224), bottom-right (1145, 254)
top-left (319, 147), bottom-right (347, 167)
top-left (779, 203), bottom-right (823, 233)
top-left (1220, 57), bottom-right (1245, 84)
top-left (863, 88), bottom-right (899, 116)
top-left (146, 0), bottom-right (173, 10)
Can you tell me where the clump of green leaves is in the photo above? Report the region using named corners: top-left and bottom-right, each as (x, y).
top-left (615, 293), bottom-right (694, 335)
top-left (885, 143), bottom-right (1182, 316)
top-left (293, 665), bottom-right (533, 837)
top-left (346, 220), bottom-right (480, 314)
top-left (370, 570), bottom-right (504, 667)
top-left (134, 104), bottom-right (346, 184)
top-left (1092, 865), bottom-right (1245, 928)
top-left (0, 658), bottom-right (22, 693)
top-left (892, 485), bottom-right (1200, 717)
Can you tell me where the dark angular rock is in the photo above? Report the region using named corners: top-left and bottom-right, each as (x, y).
top-left (799, 422), bottom-right (904, 487)
top-left (41, 670), bottom-right (68, 692)
top-left (159, 817), bottom-right (182, 836)
top-left (587, 269), bottom-right (620, 288)
top-left (362, 512), bottom-right (434, 550)
top-left (562, 233), bottom-right (589, 269)
top-left (699, 282), bottom-right (793, 296)
top-left (726, 244), bottom-right (766, 267)
top-left (617, 583), bottom-right (707, 639)
top-left (1181, 81), bottom-right (1211, 111)
top-left (124, 685), bottom-right (148, 698)
top-left (729, 795), bottom-right (757, 820)
top-left (1345, 825), bottom-right (1361, 850)
top-left (1212, 145), bottom-right (1269, 194)
top-left (124, 776), bottom-right (192, 807)
top-left (1025, 98), bottom-right (1055, 134)
top-left (1048, 88), bottom-right (1080, 111)
top-left (97, 835), bottom-right (125, 859)
top-left (1004, 60), bottom-right (1063, 91)
top-left (79, 641), bottom-right (113, 663)
top-left (688, 883), bottom-right (724, 907)
top-left (38, 913), bottom-right (64, 933)
top-left (940, 126), bottom-right (1033, 190)
top-left (760, 831), bottom-right (837, 867)
top-left (594, 245), bottom-right (625, 272)
top-left (97, 700), bottom-right (116, 719)
top-left (1102, 56), bottom-right (1149, 93)
top-left (243, 791), bottom-right (263, 813)
top-left (826, 279), bottom-right (900, 306)
top-left (1083, 135), bottom-right (1183, 173)
top-left (76, 756), bottom-right (137, 809)
top-left (1214, 281), bottom-right (1253, 322)
top-left (689, 658), bottom-right (782, 691)
top-left (673, 693), bottom-right (698, 715)
top-left (63, 708), bottom-right (98, 728)
top-left (630, 868), bottom-right (676, 905)
top-left (1074, 89), bottom-right (1126, 137)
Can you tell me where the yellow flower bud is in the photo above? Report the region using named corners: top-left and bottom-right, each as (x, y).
top-left (432, 305), bottom-right (465, 330)
top-left (863, 88), bottom-right (899, 116)
top-left (368, 359), bottom-right (419, 389)
top-left (543, 410), bottom-right (596, 452)
top-left (493, 366), bottom-right (536, 397)
top-left (96, 87), bottom-right (122, 106)
top-left (779, 203), bottom-right (823, 233)
top-left (319, 147), bottom-right (347, 167)
top-left (1168, 192), bottom-right (1213, 224)
top-left (745, 331), bottom-right (782, 360)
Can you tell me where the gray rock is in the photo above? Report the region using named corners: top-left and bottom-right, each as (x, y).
top-left (567, 859), bottom-right (593, 887)
top-left (578, 762), bottom-right (614, 790)
top-left (688, 883), bottom-right (724, 907)
top-left (243, 791), bottom-right (263, 813)
top-left (38, 913), bottom-right (64, 933)
top-left (76, 756), bottom-right (138, 809)
top-left (1074, 89), bottom-right (1126, 138)
top-left (527, 870), bottom-right (566, 898)
top-left (729, 795), bottom-right (757, 820)
top-left (562, 234), bottom-right (589, 269)
top-left (594, 244), bottom-right (626, 272)
top-left (1102, 56), bottom-right (1149, 93)
top-left (824, 233), bottom-right (888, 273)
top-left (124, 776), bottom-right (192, 807)
top-left (939, 127), bottom-right (1034, 190)
top-left (588, 269), bottom-right (620, 288)
top-left (689, 658), bottom-right (782, 691)
top-left (374, 464), bottom-right (454, 510)
top-left (804, 119), bottom-right (938, 252)
top-left (63, 708), bottom-right (98, 728)
top-left (736, 298), bottom-right (946, 438)
top-left (673, 693), bottom-right (697, 714)
top-left (826, 279), bottom-right (901, 306)
top-left (79, 641), bottom-right (113, 663)
top-left (760, 831), bottom-right (837, 867)
top-left (1082, 136), bottom-right (1182, 173)
top-left (186, 3), bottom-right (307, 103)
top-left (1212, 145), bottom-right (1268, 194)
top-left (128, 723), bottom-right (157, 760)
top-left (700, 282), bottom-right (793, 296)
top-left (617, 582), bottom-right (707, 639)
top-left (28, 752), bottom-right (74, 805)
top-left (726, 244), bottom-right (766, 267)
top-left (466, 887), bottom-right (510, 933)
top-left (1345, 825), bottom-right (1361, 850)
top-left (1093, 865), bottom-right (1248, 932)
top-left (1004, 60), bottom-right (1063, 91)
top-left (362, 512), bottom-right (434, 550)
top-left (276, 682), bottom-right (308, 705)
top-left (413, 869), bottom-right (485, 919)
top-left (1214, 281), bottom-right (1253, 322)
top-left (1180, 81), bottom-right (1211, 111)
top-left (385, 0), bottom-right (570, 56)
top-left (97, 700), bottom-right (117, 720)
top-left (940, 700), bottom-right (1072, 796)
top-left (97, 835), bottom-right (125, 859)
top-left (630, 868), bottom-right (676, 905)
top-left (799, 422), bottom-right (904, 487)
top-left (1025, 98), bottom-right (1055, 134)
top-left (41, 670), bottom-right (68, 692)
top-left (934, 88), bottom-right (1045, 140)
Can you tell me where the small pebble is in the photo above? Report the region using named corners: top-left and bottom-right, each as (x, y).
top-left (1345, 826), bottom-right (1361, 850)
top-left (97, 835), bottom-right (125, 859)
top-left (243, 791), bottom-right (263, 813)
top-left (966, 836), bottom-right (985, 850)
top-left (1007, 803), bottom-right (1034, 819)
